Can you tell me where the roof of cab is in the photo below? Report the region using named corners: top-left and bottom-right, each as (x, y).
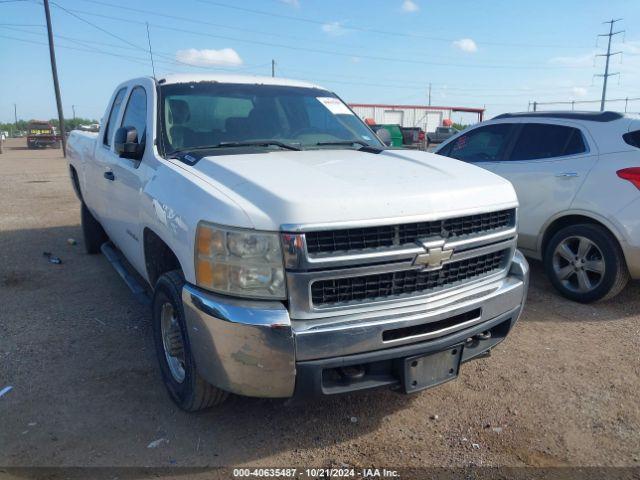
top-left (157, 73), bottom-right (327, 90)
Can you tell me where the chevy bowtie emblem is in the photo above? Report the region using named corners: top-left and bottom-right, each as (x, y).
top-left (414, 241), bottom-right (453, 271)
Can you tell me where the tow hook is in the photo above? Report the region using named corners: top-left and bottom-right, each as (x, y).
top-left (476, 331), bottom-right (491, 341)
top-left (465, 330), bottom-right (492, 349)
top-left (339, 365), bottom-right (366, 380)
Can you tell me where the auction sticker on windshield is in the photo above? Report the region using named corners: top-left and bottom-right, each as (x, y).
top-left (316, 97), bottom-right (353, 115)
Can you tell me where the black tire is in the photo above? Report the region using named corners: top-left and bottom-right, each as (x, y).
top-left (81, 203), bottom-right (108, 254)
top-left (544, 223), bottom-right (629, 303)
top-left (152, 270), bottom-right (228, 411)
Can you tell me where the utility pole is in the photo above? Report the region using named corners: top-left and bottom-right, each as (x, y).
top-left (43, 0), bottom-right (66, 156)
top-left (271, 59), bottom-right (275, 77)
top-left (428, 83), bottom-right (432, 106)
top-left (13, 103), bottom-right (18, 133)
top-left (596, 18), bottom-right (624, 112)
top-left (72, 105), bottom-right (76, 120)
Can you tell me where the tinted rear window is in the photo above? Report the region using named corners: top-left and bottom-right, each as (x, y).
top-left (509, 124), bottom-right (586, 161)
top-left (623, 130), bottom-right (640, 148)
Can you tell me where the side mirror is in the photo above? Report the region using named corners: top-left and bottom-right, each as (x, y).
top-left (114, 126), bottom-right (144, 160)
top-left (374, 127), bottom-right (392, 147)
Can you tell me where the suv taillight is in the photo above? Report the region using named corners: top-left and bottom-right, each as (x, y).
top-left (418, 131), bottom-right (425, 141)
top-left (617, 167), bottom-right (640, 190)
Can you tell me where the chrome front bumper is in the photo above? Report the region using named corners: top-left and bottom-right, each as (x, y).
top-left (181, 250), bottom-right (529, 398)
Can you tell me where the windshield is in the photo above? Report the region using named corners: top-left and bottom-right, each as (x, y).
top-left (159, 83), bottom-right (382, 155)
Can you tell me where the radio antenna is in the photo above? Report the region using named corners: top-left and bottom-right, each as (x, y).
top-left (146, 22), bottom-right (156, 80)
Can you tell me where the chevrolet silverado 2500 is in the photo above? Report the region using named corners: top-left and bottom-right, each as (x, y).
top-left (67, 74), bottom-right (529, 411)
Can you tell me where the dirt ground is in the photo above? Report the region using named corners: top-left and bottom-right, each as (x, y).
top-left (0, 138), bottom-right (639, 469)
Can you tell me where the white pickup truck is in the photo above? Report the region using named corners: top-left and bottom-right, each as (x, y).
top-left (67, 74), bottom-right (529, 411)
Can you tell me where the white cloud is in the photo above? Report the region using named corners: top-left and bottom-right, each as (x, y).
top-left (572, 87), bottom-right (588, 98)
top-left (351, 56), bottom-right (361, 63)
top-left (452, 38), bottom-right (478, 53)
top-left (175, 48), bottom-right (243, 67)
top-left (401, 0), bottom-right (419, 12)
top-left (279, 0), bottom-right (299, 8)
top-left (321, 21), bottom-right (346, 36)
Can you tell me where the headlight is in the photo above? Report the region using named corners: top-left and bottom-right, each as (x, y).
top-left (195, 222), bottom-right (286, 299)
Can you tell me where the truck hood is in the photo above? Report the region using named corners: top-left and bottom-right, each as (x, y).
top-left (188, 149), bottom-right (518, 231)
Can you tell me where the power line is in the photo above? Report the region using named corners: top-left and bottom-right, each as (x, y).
top-left (49, 1), bottom-right (147, 53)
top-left (64, 0), bottom-right (600, 68)
top-left (0, 26), bottom-right (606, 100)
top-left (73, 0), bottom-right (375, 53)
top-left (15, 6), bottom-right (265, 73)
top-left (42, 6), bottom-right (594, 71)
top-left (595, 19), bottom-right (624, 111)
top-left (0, 31), bottom-right (269, 78)
top-left (196, 0), bottom-right (592, 50)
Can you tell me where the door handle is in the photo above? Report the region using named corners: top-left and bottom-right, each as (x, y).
top-left (103, 171), bottom-right (115, 181)
top-left (555, 172), bottom-right (579, 178)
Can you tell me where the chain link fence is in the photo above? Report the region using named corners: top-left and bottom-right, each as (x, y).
top-left (528, 97), bottom-right (640, 114)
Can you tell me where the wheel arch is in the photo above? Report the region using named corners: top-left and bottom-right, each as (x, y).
top-left (143, 227), bottom-right (185, 288)
top-left (539, 211), bottom-right (624, 260)
top-left (69, 165), bottom-right (83, 202)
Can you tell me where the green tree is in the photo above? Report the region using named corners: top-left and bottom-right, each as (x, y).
top-left (0, 118), bottom-right (99, 135)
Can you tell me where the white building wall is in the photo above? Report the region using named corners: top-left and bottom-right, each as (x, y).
top-left (350, 105), bottom-right (452, 133)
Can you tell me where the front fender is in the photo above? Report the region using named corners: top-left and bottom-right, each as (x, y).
top-left (139, 159), bottom-right (254, 285)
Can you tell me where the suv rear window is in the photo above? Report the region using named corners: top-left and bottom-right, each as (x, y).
top-left (509, 124), bottom-right (586, 161)
top-left (623, 130), bottom-right (640, 148)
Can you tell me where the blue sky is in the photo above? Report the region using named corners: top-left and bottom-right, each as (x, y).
top-left (1, 0), bottom-right (639, 124)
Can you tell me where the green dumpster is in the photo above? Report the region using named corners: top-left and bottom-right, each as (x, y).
top-left (376, 124), bottom-right (404, 147)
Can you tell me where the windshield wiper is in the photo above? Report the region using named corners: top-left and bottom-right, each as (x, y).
top-left (314, 140), bottom-right (384, 153)
top-left (216, 140), bottom-right (301, 151)
top-left (167, 140), bottom-right (301, 158)
top-left (315, 140), bottom-right (369, 147)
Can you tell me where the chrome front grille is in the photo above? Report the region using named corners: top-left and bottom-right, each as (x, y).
top-left (282, 208), bottom-right (518, 320)
top-left (305, 209), bottom-right (515, 255)
top-left (310, 249), bottom-right (508, 306)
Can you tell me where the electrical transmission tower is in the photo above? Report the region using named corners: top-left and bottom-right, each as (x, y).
top-left (595, 19), bottom-right (624, 111)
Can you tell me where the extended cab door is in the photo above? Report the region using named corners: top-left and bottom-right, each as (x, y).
top-left (102, 84), bottom-right (151, 274)
top-left (85, 87), bottom-right (127, 220)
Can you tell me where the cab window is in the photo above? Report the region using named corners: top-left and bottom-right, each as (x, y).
top-left (103, 87), bottom-right (126, 147)
top-left (120, 86), bottom-right (147, 146)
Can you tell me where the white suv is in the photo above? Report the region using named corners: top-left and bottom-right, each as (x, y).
top-left (436, 111), bottom-right (640, 303)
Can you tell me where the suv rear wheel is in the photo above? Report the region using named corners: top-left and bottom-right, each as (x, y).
top-left (544, 224), bottom-right (629, 303)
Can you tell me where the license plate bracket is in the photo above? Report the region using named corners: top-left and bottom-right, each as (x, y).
top-left (402, 345), bottom-right (463, 393)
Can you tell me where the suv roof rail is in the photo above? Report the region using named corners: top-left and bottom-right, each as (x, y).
top-left (492, 111), bottom-right (624, 122)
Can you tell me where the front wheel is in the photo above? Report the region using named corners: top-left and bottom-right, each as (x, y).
top-left (544, 224), bottom-right (629, 303)
top-left (152, 271), bottom-right (228, 411)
